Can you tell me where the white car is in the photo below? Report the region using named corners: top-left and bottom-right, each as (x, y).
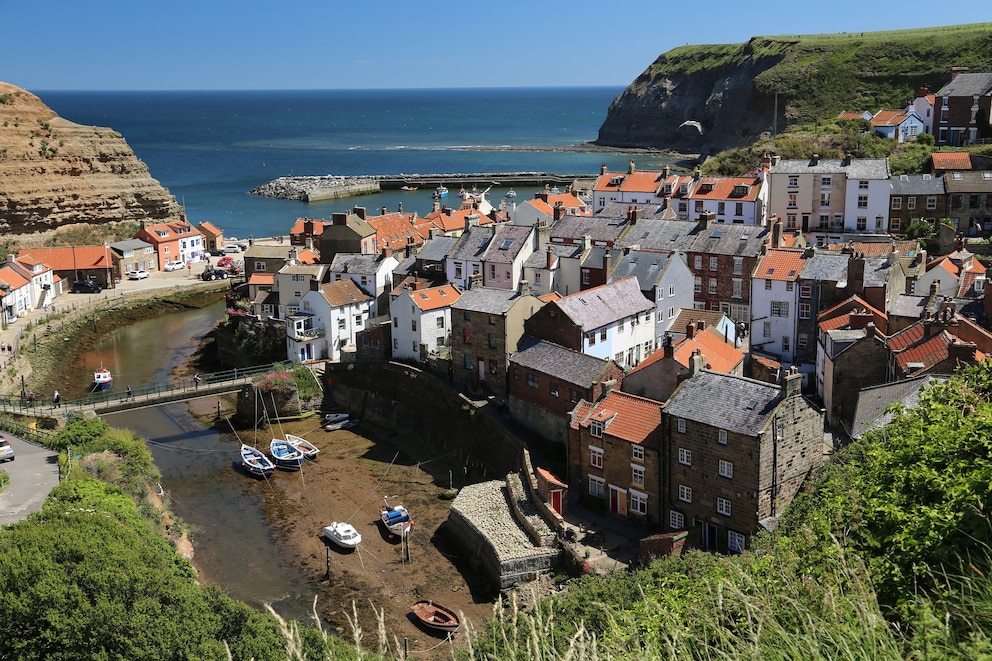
top-left (0, 436), bottom-right (14, 462)
top-left (164, 261), bottom-right (185, 272)
top-left (128, 269), bottom-right (150, 280)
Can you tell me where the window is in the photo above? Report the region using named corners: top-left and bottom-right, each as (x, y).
top-left (728, 530), bottom-right (746, 553)
top-left (719, 459), bottom-right (734, 478)
top-left (857, 195), bottom-right (868, 209)
top-left (393, 338), bottom-right (398, 349)
top-left (670, 510), bottom-right (685, 529)
top-left (763, 321), bottom-right (771, 338)
top-left (926, 196), bottom-right (937, 210)
top-left (488, 359), bottom-right (498, 374)
top-left (735, 202), bottom-right (744, 216)
top-left (733, 257), bottom-right (743, 275)
top-left (694, 276), bottom-right (702, 293)
top-left (488, 314), bottom-right (497, 326)
top-left (708, 278), bottom-right (717, 294)
top-left (678, 484), bottom-right (692, 503)
top-left (668, 306), bottom-right (675, 319)
top-left (786, 214), bottom-right (797, 230)
top-left (589, 476), bottom-right (605, 498)
top-left (632, 445), bottom-right (644, 461)
top-left (337, 318), bottom-right (346, 330)
top-left (463, 355), bottom-right (472, 369)
top-left (891, 197), bottom-right (902, 210)
top-left (412, 341), bottom-right (418, 353)
top-left (820, 192), bottom-right (831, 208)
top-left (799, 285), bottom-right (811, 298)
top-left (820, 176), bottom-right (831, 187)
top-left (907, 197), bottom-right (916, 210)
top-left (411, 319), bottom-right (417, 331)
top-left (787, 281), bottom-right (794, 291)
top-left (857, 217), bottom-right (867, 231)
top-left (709, 257), bottom-right (718, 271)
top-left (631, 464), bottom-right (644, 487)
top-left (463, 328), bottom-right (472, 344)
top-left (798, 333), bottom-right (808, 349)
top-left (488, 334), bottom-right (498, 349)
top-left (788, 176), bottom-right (799, 188)
top-left (787, 193), bottom-right (797, 209)
top-left (732, 279), bottom-right (742, 298)
top-left (489, 264), bottom-right (496, 280)
top-left (718, 429), bottom-right (727, 445)
top-left (463, 311), bottom-right (471, 321)
top-left (600, 328), bottom-right (607, 341)
top-left (677, 417), bottom-right (686, 433)
top-left (534, 271), bottom-right (541, 286)
top-left (436, 316), bottom-right (444, 328)
top-left (590, 446), bottom-right (603, 468)
top-left (694, 255), bottom-right (702, 269)
top-left (550, 381), bottom-right (559, 397)
top-left (717, 497), bottom-right (732, 516)
top-left (590, 421), bottom-right (604, 438)
top-left (527, 373), bottom-right (538, 388)
top-left (858, 180), bottom-right (869, 190)
top-left (818, 214), bottom-right (829, 228)
top-left (513, 368), bottom-right (521, 381)
top-left (765, 279), bottom-right (772, 290)
top-left (718, 201), bottom-right (725, 215)
top-left (393, 317), bottom-right (398, 328)
top-left (782, 336), bottom-right (791, 352)
top-left (586, 332), bottom-right (596, 347)
top-left (582, 270), bottom-right (590, 285)
top-left (570, 389), bottom-right (581, 403)
top-left (678, 447), bottom-right (692, 465)
top-left (694, 200), bottom-right (704, 212)
top-left (669, 284), bottom-right (675, 296)
top-left (454, 263), bottom-right (463, 279)
top-left (771, 301), bottom-right (789, 317)
top-left (799, 302), bottom-right (811, 319)
top-left (618, 318), bottom-right (624, 332)
top-left (629, 490), bottom-right (647, 515)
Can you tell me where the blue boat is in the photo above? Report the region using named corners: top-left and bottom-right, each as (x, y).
top-left (379, 496), bottom-right (413, 537)
top-left (91, 367), bottom-right (114, 392)
top-left (269, 438), bottom-right (305, 470)
top-left (240, 443), bottom-right (275, 477)
top-left (434, 185), bottom-right (448, 199)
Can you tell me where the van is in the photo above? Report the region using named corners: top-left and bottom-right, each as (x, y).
top-left (224, 245), bottom-right (241, 254)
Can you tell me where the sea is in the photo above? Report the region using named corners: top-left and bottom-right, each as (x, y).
top-left (37, 87), bottom-right (681, 240)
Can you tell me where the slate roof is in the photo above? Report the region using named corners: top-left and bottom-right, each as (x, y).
top-left (522, 243), bottom-right (583, 268)
top-left (890, 173), bottom-right (946, 195)
top-left (550, 214), bottom-right (630, 244)
top-left (797, 251), bottom-right (848, 283)
top-left (889, 294), bottom-right (928, 319)
top-left (580, 247), bottom-right (624, 270)
top-left (417, 235), bottom-right (459, 262)
top-left (329, 252), bottom-right (390, 275)
top-left (689, 224), bottom-right (768, 256)
top-left (571, 390), bottom-right (664, 450)
top-left (595, 201), bottom-right (675, 220)
top-left (768, 157), bottom-right (890, 179)
top-left (943, 171), bottom-right (992, 192)
top-left (664, 370), bottom-right (782, 437)
top-left (934, 72), bottom-right (992, 98)
top-left (511, 337), bottom-right (614, 387)
top-left (452, 286), bottom-right (530, 315)
top-left (448, 226), bottom-right (495, 261)
top-left (610, 250), bottom-right (674, 292)
top-left (555, 277), bottom-right (653, 330)
top-left (484, 225), bottom-right (533, 264)
top-left (109, 239), bottom-right (154, 254)
top-left (851, 375), bottom-right (948, 439)
top-left (616, 218), bottom-right (699, 252)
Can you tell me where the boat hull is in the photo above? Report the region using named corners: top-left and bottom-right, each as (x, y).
top-left (269, 439), bottom-right (305, 470)
top-left (322, 522), bottom-right (362, 549)
top-left (240, 444), bottom-right (275, 477)
top-left (380, 503), bottom-right (413, 537)
top-left (285, 434), bottom-right (319, 460)
top-left (411, 600), bottom-right (460, 633)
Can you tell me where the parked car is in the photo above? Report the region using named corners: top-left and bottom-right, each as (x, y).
top-left (224, 245), bottom-right (241, 254)
top-left (217, 255), bottom-right (234, 268)
top-left (128, 269), bottom-right (150, 280)
top-left (164, 261), bottom-right (185, 272)
top-left (208, 248), bottom-right (226, 256)
top-left (236, 243), bottom-right (249, 252)
top-left (71, 280), bottom-right (103, 294)
top-left (0, 436), bottom-right (14, 462)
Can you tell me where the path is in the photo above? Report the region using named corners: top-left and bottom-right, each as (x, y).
top-left (0, 433), bottom-right (59, 526)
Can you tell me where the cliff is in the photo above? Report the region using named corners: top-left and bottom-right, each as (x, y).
top-left (596, 23), bottom-right (992, 155)
top-left (0, 82), bottom-right (185, 236)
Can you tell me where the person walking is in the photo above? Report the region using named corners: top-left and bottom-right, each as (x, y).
top-left (27, 390), bottom-right (35, 408)
top-left (126, 385), bottom-right (134, 402)
top-left (53, 390), bottom-right (61, 408)
top-left (193, 373), bottom-right (201, 389)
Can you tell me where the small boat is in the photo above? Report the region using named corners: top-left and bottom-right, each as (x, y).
top-left (324, 418), bottom-right (359, 432)
top-left (269, 438), bottom-right (305, 470)
top-left (323, 412), bottom-right (350, 424)
top-left (91, 366), bottom-right (114, 392)
top-left (286, 433), bottom-right (319, 460)
top-left (504, 188), bottom-right (517, 199)
top-left (240, 443), bottom-right (275, 477)
top-left (434, 185), bottom-right (449, 199)
top-left (322, 521), bottom-right (362, 549)
top-left (379, 497), bottom-right (413, 537)
top-left (411, 600), bottom-right (461, 633)
top-left (400, 185), bottom-right (418, 192)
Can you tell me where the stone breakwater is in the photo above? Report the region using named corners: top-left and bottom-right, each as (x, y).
top-left (447, 480), bottom-right (559, 590)
top-left (250, 175), bottom-right (381, 202)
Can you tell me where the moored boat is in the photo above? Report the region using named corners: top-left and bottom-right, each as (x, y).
top-left (400, 185), bottom-right (418, 192)
top-left (323, 412), bottom-right (350, 424)
top-left (286, 433), bottom-right (319, 460)
top-left (434, 185), bottom-right (449, 199)
top-left (321, 521), bottom-right (362, 549)
top-left (240, 443), bottom-right (275, 477)
top-left (324, 418), bottom-right (359, 432)
top-left (269, 438), bottom-right (305, 470)
top-left (91, 367), bottom-right (114, 392)
top-left (411, 600), bottom-right (460, 633)
top-left (379, 496), bottom-right (413, 537)
top-left (504, 188), bottom-right (517, 199)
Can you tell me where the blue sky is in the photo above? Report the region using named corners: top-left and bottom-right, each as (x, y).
top-left (2, 0), bottom-right (989, 91)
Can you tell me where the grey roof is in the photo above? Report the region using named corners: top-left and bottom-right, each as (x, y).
top-left (278, 263), bottom-right (324, 275)
top-left (393, 255), bottom-right (417, 275)
top-left (510, 337), bottom-right (613, 387)
top-left (889, 294), bottom-right (928, 319)
top-left (449, 226), bottom-right (495, 261)
top-left (890, 173), bottom-right (945, 195)
top-left (484, 225), bottom-right (533, 264)
top-left (664, 370), bottom-right (782, 436)
top-left (596, 201), bottom-right (674, 220)
top-left (522, 243), bottom-right (583, 268)
top-left (935, 72), bottom-right (992, 98)
top-left (824, 328), bottom-right (867, 358)
top-left (864, 257), bottom-right (890, 288)
top-left (769, 158), bottom-right (890, 180)
top-left (556, 277), bottom-right (653, 330)
top-left (580, 247), bottom-right (624, 269)
top-left (550, 214), bottom-right (630, 243)
top-left (109, 239), bottom-right (153, 254)
top-left (328, 253), bottom-right (388, 275)
top-left (616, 218), bottom-right (699, 252)
top-left (851, 374), bottom-right (948, 439)
top-left (689, 223), bottom-right (768, 257)
top-left (417, 235), bottom-right (459, 262)
top-left (943, 171), bottom-right (992, 192)
top-left (244, 245), bottom-right (295, 259)
top-left (610, 250), bottom-right (674, 292)
top-left (799, 252), bottom-right (849, 283)
top-left (452, 286), bottom-right (529, 314)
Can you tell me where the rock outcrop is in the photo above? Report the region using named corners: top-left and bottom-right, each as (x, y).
top-left (0, 82), bottom-right (185, 236)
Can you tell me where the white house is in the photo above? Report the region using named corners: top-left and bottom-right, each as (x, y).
top-left (686, 174), bottom-right (768, 226)
top-left (286, 279), bottom-right (373, 362)
top-left (390, 283), bottom-right (461, 362)
top-left (328, 251), bottom-right (399, 317)
top-left (511, 191), bottom-right (589, 227)
top-left (870, 108), bottom-right (927, 143)
top-left (445, 223), bottom-right (495, 290)
top-left (749, 249), bottom-right (807, 367)
top-left (273, 259), bottom-right (329, 318)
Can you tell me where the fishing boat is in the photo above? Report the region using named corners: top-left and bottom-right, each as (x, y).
top-left (91, 366), bottom-right (114, 392)
top-left (285, 433), bottom-right (319, 460)
top-left (269, 438), bottom-right (305, 470)
top-left (379, 496), bottom-right (413, 537)
top-left (400, 185), bottom-right (418, 192)
top-left (434, 184), bottom-right (449, 199)
top-left (504, 188), bottom-right (517, 199)
top-left (321, 521), bottom-right (362, 549)
top-left (240, 443), bottom-right (275, 477)
top-left (411, 600), bottom-right (461, 633)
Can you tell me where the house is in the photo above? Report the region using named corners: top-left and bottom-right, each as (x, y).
top-left (243, 245), bottom-right (294, 279)
top-left (417, 200), bottom-right (501, 237)
top-left (318, 211), bottom-right (377, 261)
top-left (609, 249), bottom-right (694, 338)
top-left (366, 207), bottom-right (428, 255)
top-left (763, 153), bottom-right (891, 241)
top-left (814, 299), bottom-right (889, 431)
top-left (247, 272), bottom-right (276, 318)
top-left (661, 367), bottom-right (825, 552)
top-left (197, 221), bottom-right (225, 252)
top-left (837, 111), bottom-right (873, 122)
top-left (685, 217), bottom-right (769, 324)
top-left (933, 68), bottom-right (992, 147)
top-left (615, 216), bottom-right (699, 254)
top-left (870, 108), bottom-right (926, 143)
top-left (287, 279), bottom-right (374, 362)
top-left (911, 85), bottom-right (936, 135)
top-left (390, 283), bottom-right (461, 362)
top-left (445, 223), bottom-right (497, 291)
top-left (888, 174), bottom-right (947, 234)
top-left (943, 171), bottom-right (992, 234)
top-left (549, 211), bottom-right (630, 248)
top-left (17, 245), bottom-right (114, 290)
top-left (328, 251), bottom-right (400, 316)
top-left (480, 224), bottom-right (537, 291)
top-left (414, 234), bottom-right (458, 281)
top-left (273, 255), bottom-right (329, 318)
top-left (568, 389), bottom-right (664, 525)
top-left (135, 220), bottom-right (203, 270)
top-left (749, 248), bottom-right (809, 371)
top-left (525, 276), bottom-right (656, 369)
top-left (914, 240), bottom-right (987, 299)
top-left (509, 337), bottom-right (624, 444)
top-left (931, 151), bottom-right (972, 175)
top-left (578, 245), bottom-right (625, 292)
top-left (0, 255), bottom-right (56, 321)
top-left (886, 297), bottom-right (992, 381)
top-left (686, 174), bottom-right (768, 226)
top-left (288, 218), bottom-right (327, 248)
top-left (666, 308), bottom-right (741, 347)
top-left (521, 243), bottom-right (584, 297)
top-left (591, 162), bottom-right (696, 215)
top-left (450, 285), bottom-right (545, 395)
top-left (108, 240), bottom-right (156, 281)
top-left (512, 191), bottom-right (589, 227)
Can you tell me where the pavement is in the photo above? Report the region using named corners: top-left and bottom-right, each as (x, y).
top-left (0, 433), bottom-right (59, 526)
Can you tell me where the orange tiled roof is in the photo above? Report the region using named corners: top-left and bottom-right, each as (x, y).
top-left (367, 212), bottom-right (427, 251)
top-left (539, 291), bottom-right (563, 302)
top-left (932, 152), bottom-right (972, 170)
top-left (755, 249), bottom-right (806, 281)
top-left (847, 240), bottom-right (918, 257)
top-left (870, 109), bottom-right (910, 127)
top-left (672, 328), bottom-right (744, 374)
top-left (417, 206), bottom-right (498, 234)
top-left (0, 267), bottom-right (29, 289)
top-left (197, 220), bottom-right (223, 236)
top-left (248, 273), bottom-right (275, 286)
top-left (406, 284), bottom-right (461, 312)
top-left (838, 111), bottom-right (869, 121)
top-left (689, 176), bottom-right (759, 201)
top-left (535, 467), bottom-right (567, 488)
top-left (18, 246), bottom-right (109, 270)
top-left (577, 390), bottom-right (663, 449)
top-left (289, 218), bottom-right (327, 236)
top-left (296, 249), bottom-right (320, 265)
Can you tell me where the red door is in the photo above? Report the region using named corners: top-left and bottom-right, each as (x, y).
top-left (550, 489), bottom-right (563, 514)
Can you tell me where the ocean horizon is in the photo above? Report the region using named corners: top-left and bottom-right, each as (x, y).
top-left (39, 87), bottom-right (681, 239)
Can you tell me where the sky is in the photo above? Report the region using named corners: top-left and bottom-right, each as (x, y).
top-left (2, 0), bottom-right (990, 91)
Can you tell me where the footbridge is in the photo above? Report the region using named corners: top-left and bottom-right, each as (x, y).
top-left (0, 363), bottom-right (301, 417)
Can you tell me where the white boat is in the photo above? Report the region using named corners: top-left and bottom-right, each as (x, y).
top-left (285, 433), bottom-right (319, 460)
top-left (269, 438), bottom-right (305, 470)
top-left (322, 521), bottom-right (362, 549)
top-left (504, 188), bottom-right (517, 199)
top-left (91, 366), bottom-right (114, 392)
top-left (240, 443), bottom-right (275, 477)
top-left (323, 412), bottom-right (350, 424)
top-left (379, 496), bottom-right (413, 537)
top-left (324, 418), bottom-right (359, 432)
top-left (434, 185), bottom-right (449, 199)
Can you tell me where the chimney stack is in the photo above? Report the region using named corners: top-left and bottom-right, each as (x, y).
top-left (553, 202), bottom-right (566, 221)
top-left (663, 163), bottom-right (671, 179)
top-left (950, 66), bottom-right (969, 81)
top-left (663, 332), bottom-right (674, 358)
top-left (688, 349), bottom-right (707, 377)
top-left (601, 163), bottom-right (608, 176)
top-left (332, 212), bottom-right (348, 226)
top-left (627, 159), bottom-right (635, 174)
top-left (782, 365), bottom-right (803, 398)
top-left (353, 206), bottom-right (366, 220)
top-left (546, 245), bottom-right (554, 269)
top-left (686, 321), bottom-right (696, 339)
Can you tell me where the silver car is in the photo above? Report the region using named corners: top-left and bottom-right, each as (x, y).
top-left (0, 436), bottom-right (14, 462)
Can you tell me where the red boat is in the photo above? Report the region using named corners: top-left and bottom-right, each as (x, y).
top-left (411, 600), bottom-right (460, 633)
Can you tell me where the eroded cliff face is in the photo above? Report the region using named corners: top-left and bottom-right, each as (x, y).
top-left (0, 82), bottom-right (185, 236)
top-left (596, 50), bottom-right (785, 156)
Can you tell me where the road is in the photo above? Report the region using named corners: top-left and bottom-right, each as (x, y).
top-left (0, 433), bottom-right (59, 526)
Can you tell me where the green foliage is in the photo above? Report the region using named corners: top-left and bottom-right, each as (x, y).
top-left (49, 417), bottom-right (113, 451)
top-left (0, 468), bottom-right (7, 491)
top-left (289, 363), bottom-right (320, 401)
top-left (0, 93), bottom-right (11, 104)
